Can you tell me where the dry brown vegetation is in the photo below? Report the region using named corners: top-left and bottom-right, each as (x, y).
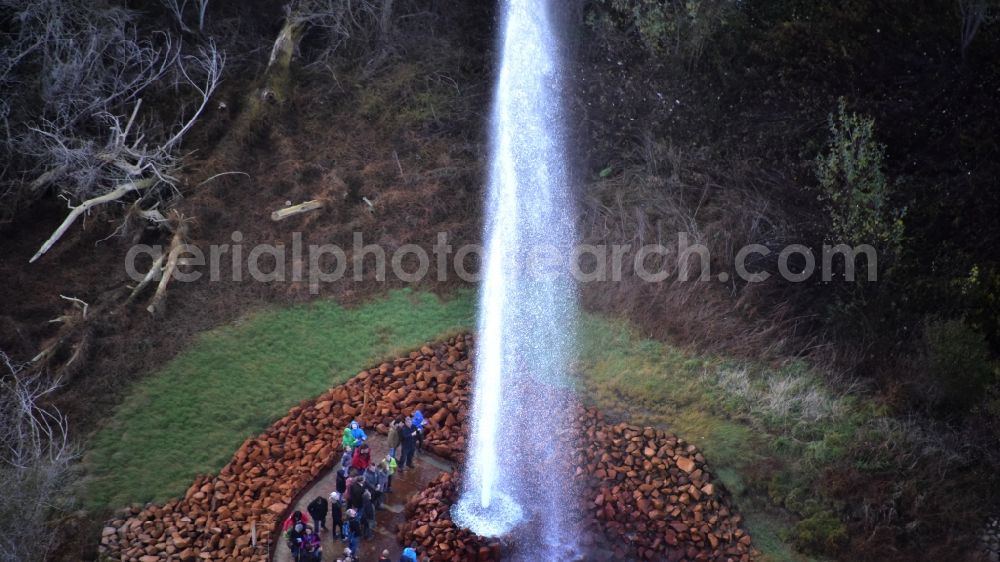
top-left (578, 137), bottom-right (807, 359)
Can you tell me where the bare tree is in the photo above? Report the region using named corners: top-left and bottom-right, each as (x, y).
top-left (0, 0), bottom-right (225, 259)
top-left (959, 0), bottom-right (996, 59)
top-left (27, 43), bottom-right (225, 262)
top-left (282, 0), bottom-right (395, 71)
top-left (160, 0), bottom-right (211, 33)
top-left (0, 351), bottom-right (76, 562)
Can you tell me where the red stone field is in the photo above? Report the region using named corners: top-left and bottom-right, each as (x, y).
top-left (100, 335), bottom-right (758, 561)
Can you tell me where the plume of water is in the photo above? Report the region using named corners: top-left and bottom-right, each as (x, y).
top-left (452, 0), bottom-right (578, 557)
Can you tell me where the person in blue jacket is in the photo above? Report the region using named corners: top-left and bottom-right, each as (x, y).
top-left (411, 410), bottom-right (425, 451)
top-left (350, 420), bottom-right (367, 443)
top-left (399, 546), bottom-right (419, 562)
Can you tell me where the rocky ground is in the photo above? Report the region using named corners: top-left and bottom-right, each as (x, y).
top-left (99, 335), bottom-right (758, 561)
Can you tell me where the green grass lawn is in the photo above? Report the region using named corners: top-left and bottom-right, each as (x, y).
top-left (83, 289), bottom-right (475, 509)
top-left (85, 291), bottom-right (852, 560)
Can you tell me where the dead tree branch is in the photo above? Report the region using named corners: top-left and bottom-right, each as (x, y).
top-left (0, 351), bottom-right (76, 562)
top-left (126, 254), bottom-right (167, 306)
top-left (29, 178), bottom-right (156, 263)
top-left (959, 0), bottom-right (996, 58)
top-left (146, 212), bottom-right (190, 316)
top-left (159, 0), bottom-right (210, 33)
top-left (26, 43), bottom-right (224, 263)
top-left (2, 1), bottom-right (224, 253)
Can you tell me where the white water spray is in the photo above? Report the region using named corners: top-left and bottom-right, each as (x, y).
top-left (453, 0), bottom-right (578, 556)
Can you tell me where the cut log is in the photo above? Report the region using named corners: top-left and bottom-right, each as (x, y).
top-left (270, 200), bottom-right (323, 221)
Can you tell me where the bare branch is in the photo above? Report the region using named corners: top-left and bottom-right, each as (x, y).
top-left (146, 213), bottom-right (190, 316)
top-left (58, 295), bottom-right (89, 319)
top-left (159, 0), bottom-right (210, 34)
top-left (29, 177), bottom-right (156, 263)
top-left (0, 350), bottom-right (77, 562)
top-left (196, 170), bottom-right (250, 186)
top-left (126, 253), bottom-right (166, 306)
top-left (959, 0), bottom-right (995, 58)
top-left (2, 1), bottom-right (224, 248)
top-left (196, 0), bottom-right (210, 32)
top-left (162, 43), bottom-right (225, 151)
top-left (160, 0), bottom-right (194, 33)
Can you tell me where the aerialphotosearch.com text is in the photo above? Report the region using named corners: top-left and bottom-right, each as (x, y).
top-left (125, 231), bottom-right (879, 294)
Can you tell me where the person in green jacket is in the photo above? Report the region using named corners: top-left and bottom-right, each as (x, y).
top-left (342, 425), bottom-right (357, 450)
top-left (383, 453), bottom-right (398, 492)
top-left (386, 419), bottom-right (401, 459)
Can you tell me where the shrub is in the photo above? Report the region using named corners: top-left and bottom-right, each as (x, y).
top-left (789, 510), bottom-right (848, 555)
top-left (813, 99), bottom-right (908, 339)
top-left (921, 317), bottom-right (998, 413)
top-left (586, 0), bottom-right (733, 63)
top-left (0, 0), bottom-right (223, 261)
top-left (815, 98), bottom-right (905, 257)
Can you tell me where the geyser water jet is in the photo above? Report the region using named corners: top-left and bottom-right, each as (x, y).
top-left (452, 0), bottom-right (578, 556)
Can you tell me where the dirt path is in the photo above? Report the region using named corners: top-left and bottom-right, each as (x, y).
top-left (273, 433), bottom-right (452, 562)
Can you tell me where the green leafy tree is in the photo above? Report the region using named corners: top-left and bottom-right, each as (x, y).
top-left (816, 99), bottom-right (905, 257)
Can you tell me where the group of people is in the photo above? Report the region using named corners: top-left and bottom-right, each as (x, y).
top-left (283, 413), bottom-right (427, 562)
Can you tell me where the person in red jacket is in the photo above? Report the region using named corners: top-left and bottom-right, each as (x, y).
top-left (351, 442), bottom-right (371, 472)
top-left (282, 511), bottom-right (312, 561)
top-left (282, 510), bottom-right (311, 534)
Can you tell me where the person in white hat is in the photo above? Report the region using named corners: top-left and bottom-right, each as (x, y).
top-left (329, 491), bottom-right (343, 540)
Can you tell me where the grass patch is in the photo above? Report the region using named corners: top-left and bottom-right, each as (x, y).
top-left (83, 289), bottom-right (474, 509)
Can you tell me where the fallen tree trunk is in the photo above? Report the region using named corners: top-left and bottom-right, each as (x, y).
top-left (266, 15), bottom-right (305, 74)
top-left (29, 177), bottom-right (157, 263)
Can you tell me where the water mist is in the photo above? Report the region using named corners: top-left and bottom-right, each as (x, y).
top-left (452, 0), bottom-right (579, 557)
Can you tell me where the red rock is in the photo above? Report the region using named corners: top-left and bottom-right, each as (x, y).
top-left (100, 337), bottom-right (755, 562)
top-left (267, 502), bottom-right (286, 514)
